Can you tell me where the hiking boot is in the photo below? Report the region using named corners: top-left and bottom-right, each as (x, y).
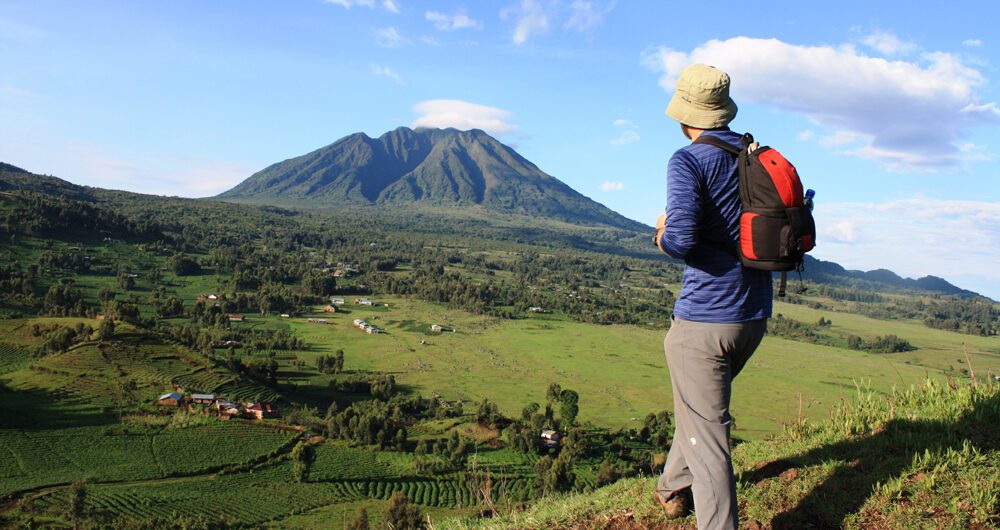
top-left (653, 488), bottom-right (691, 519)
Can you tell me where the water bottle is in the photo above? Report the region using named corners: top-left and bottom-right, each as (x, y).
top-left (804, 189), bottom-right (815, 211)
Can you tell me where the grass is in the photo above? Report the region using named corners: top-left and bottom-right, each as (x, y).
top-left (266, 296), bottom-right (986, 439)
top-left (444, 377), bottom-right (1000, 529)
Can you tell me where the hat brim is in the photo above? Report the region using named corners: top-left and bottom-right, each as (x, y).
top-left (665, 93), bottom-right (738, 129)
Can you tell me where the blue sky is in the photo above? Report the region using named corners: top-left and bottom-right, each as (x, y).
top-left (2, 0), bottom-right (999, 298)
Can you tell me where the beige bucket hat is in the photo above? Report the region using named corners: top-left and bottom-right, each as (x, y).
top-left (665, 64), bottom-right (738, 129)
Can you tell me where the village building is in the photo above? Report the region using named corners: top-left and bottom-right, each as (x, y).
top-left (226, 314), bottom-right (245, 322)
top-left (157, 392), bottom-right (183, 407)
top-left (246, 402), bottom-right (276, 420)
top-left (431, 324), bottom-right (443, 333)
top-left (331, 297), bottom-right (346, 305)
top-left (356, 298), bottom-right (374, 306)
top-left (529, 306), bottom-right (545, 313)
top-left (540, 429), bottom-right (560, 448)
top-left (279, 313), bottom-right (290, 318)
top-left (323, 305), bottom-right (337, 313)
top-left (191, 393), bottom-right (216, 405)
top-left (216, 400), bottom-right (241, 418)
top-left (307, 318), bottom-right (329, 324)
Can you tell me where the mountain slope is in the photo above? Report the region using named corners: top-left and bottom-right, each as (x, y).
top-left (217, 127), bottom-right (646, 230)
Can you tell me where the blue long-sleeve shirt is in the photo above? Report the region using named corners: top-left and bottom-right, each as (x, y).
top-left (658, 128), bottom-right (772, 323)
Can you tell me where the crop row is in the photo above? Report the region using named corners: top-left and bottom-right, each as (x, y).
top-left (0, 423), bottom-right (296, 494)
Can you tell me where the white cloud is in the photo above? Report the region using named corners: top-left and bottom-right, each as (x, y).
top-left (411, 99), bottom-right (517, 136)
top-left (610, 117), bottom-right (639, 144)
top-left (641, 37), bottom-right (1000, 171)
top-left (564, 1), bottom-right (603, 32)
top-left (962, 38), bottom-right (982, 48)
top-left (859, 30), bottom-right (917, 56)
top-left (0, 86), bottom-right (38, 98)
top-left (425, 11), bottom-right (483, 31)
top-left (599, 181), bottom-right (625, 191)
top-left (382, 0), bottom-right (400, 13)
top-left (60, 144), bottom-right (253, 197)
top-left (371, 64), bottom-right (401, 83)
top-left (814, 197), bottom-right (1000, 297)
top-left (819, 130), bottom-right (863, 147)
top-left (796, 129), bottom-right (814, 142)
top-left (610, 130), bottom-right (639, 145)
top-left (375, 27), bottom-right (407, 48)
top-left (501, 0), bottom-right (550, 45)
top-left (323, 0), bottom-right (400, 13)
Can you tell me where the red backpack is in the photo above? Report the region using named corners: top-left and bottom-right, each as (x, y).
top-left (693, 133), bottom-right (816, 295)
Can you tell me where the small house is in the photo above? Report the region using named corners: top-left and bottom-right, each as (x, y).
top-left (191, 393), bottom-right (216, 405)
top-left (216, 399), bottom-right (240, 415)
top-left (279, 313), bottom-right (290, 318)
top-left (323, 305), bottom-right (337, 313)
top-left (226, 314), bottom-right (245, 322)
top-left (157, 392), bottom-right (183, 407)
top-left (431, 324), bottom-right (443, 333)
top-left (246, 402), bottom-right (276, 420)
top-left (356, 298), bottom-right (374, 306)
top-left (331, 298), bottom-right (346, 305)
top-left (529, 306), bottom-right (544, 313)
top-left (540, 429), bottom-right (560, 448)
top-left (307, 318), bottom-right (329, 324)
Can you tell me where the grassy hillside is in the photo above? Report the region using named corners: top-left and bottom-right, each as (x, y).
top-left (445, 378), bottom-right (1000, 529)
top-left (259, 296), bottom-right (997, 438)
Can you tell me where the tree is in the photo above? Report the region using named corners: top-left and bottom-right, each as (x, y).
top-left (385, 491), bottom-right (425, 529)
top-left (168, 253), bottom-right (201, 276)
top-left (596, 458), bottom-right (619, 488)
top-left (533, 455), bottom-right (553, 496)
top-left (546, 450), bottom-right (576, 493)
top-left (291, 441), bottom-right (315, 483)
top-left (68, 478), bottom-right (89, 521)
top-left (346, 507), bottom-right (369, 530)
top-left (559, 389), bottom-right (579, 425)
top-left (113, 379), bottom-right (138, 422)
top-left (99, 318), bottom-right (115, 342)
top-left (546, 382), bottom-right (562, 405)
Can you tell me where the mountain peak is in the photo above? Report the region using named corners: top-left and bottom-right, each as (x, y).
top-left (218, 127), bottom-right (643, 230)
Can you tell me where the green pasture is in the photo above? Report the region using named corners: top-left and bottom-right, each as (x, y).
top-left (772, 299), bottom-right (1000, 376)
top-left (243, 296), bottom-right (996, 439)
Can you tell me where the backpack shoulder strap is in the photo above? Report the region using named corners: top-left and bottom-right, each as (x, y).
top-left (692, 135), bottom-right (740, 155)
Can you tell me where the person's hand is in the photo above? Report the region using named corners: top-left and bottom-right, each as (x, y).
top-left (653, 213), bottom-right (668, 253)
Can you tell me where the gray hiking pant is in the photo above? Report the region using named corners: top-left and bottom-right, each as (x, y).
top-left (656, 316), bottom-right (767, 530)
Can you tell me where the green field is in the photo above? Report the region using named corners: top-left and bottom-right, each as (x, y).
top-left (247, 296), bottom-right (998, 439)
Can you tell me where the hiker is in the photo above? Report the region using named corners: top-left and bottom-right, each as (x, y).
top-left (652, 64), bottom-right (772, 529)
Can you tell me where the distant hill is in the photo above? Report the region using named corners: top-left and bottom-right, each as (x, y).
top-left (0, 163), bottom-right (96, 200)
top-left (216, 127), bottom-right (646, 231)
top-left (803, 257), bottom-right (981, 298)
top-left (0, 162), bottom-right (27, 173)
top-left (0, 162), bottom-right (986, 300)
